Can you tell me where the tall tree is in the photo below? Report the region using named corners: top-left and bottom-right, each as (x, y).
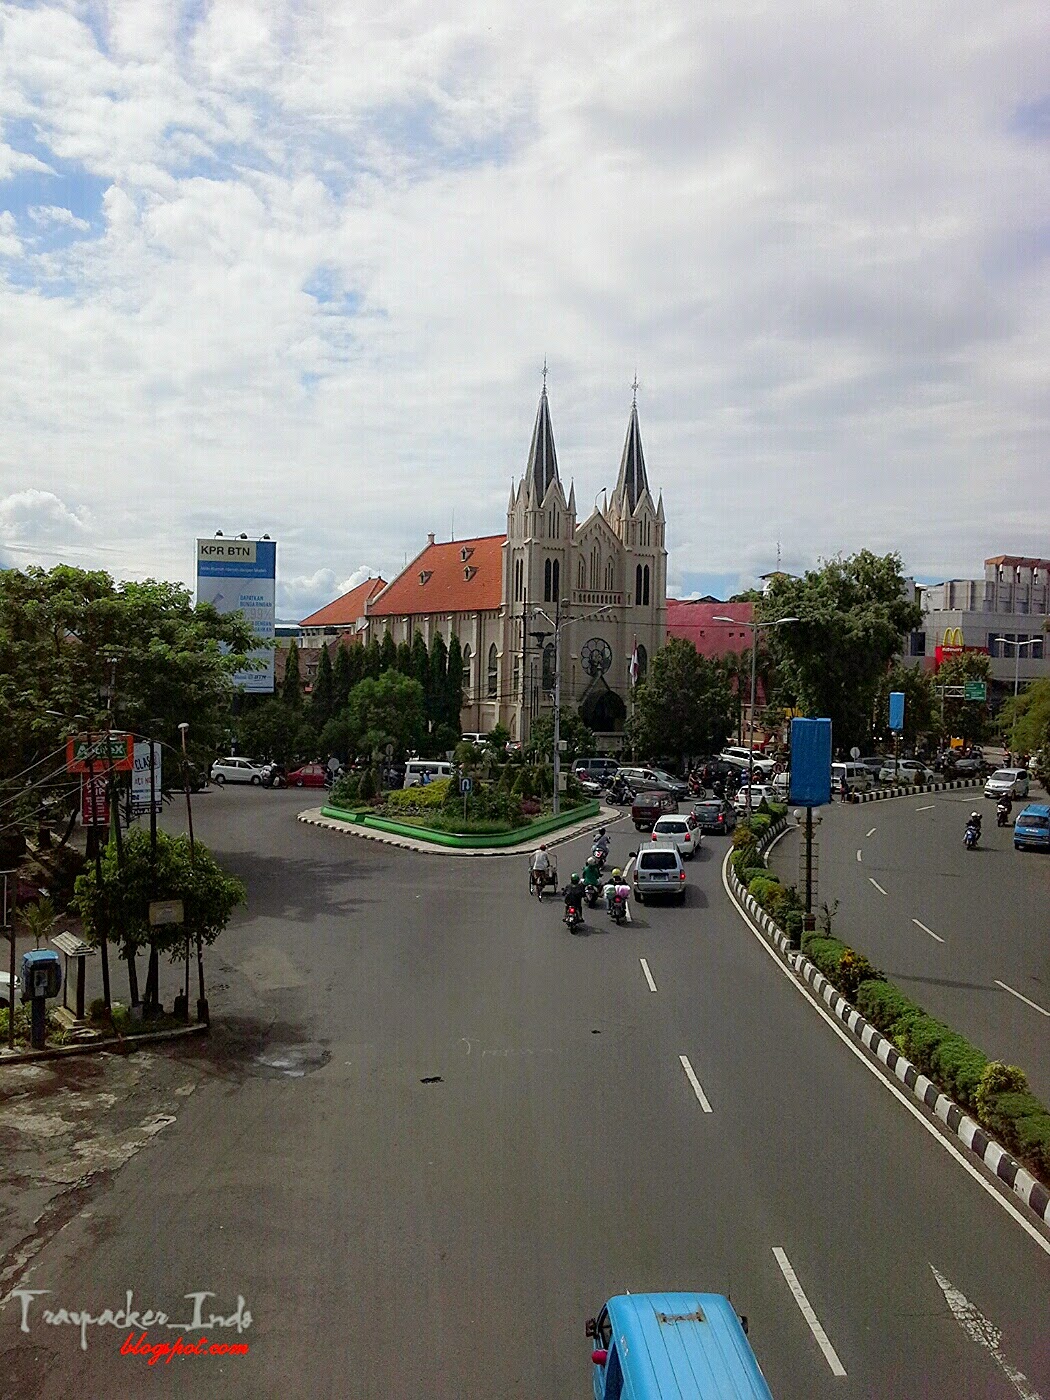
top-left (428, 633), bottom-right (449, 727)
top-left (874, 664), bottom-right (938, 747)
top-left (332, 643), bottom-right (354, 712)
top-left (998, 677), bottom-right (1050, 758)
top-left (380, 629), bottom-right (398, 674)
top-left (760, 551), bottom-right (922, 751)
top-left (935, 652), bottom-right (992, 746)
top-left (281, 639), bottom-right (303, 709)
top-left (627, 638), bottom-right (736, 768)
top-left (395, 639), bottom-right (412, 674)
top-left (362, 636), bottom-right (382, 680)
top-left (410, 630), bottom-right (430, 693)
top-left (310, 644), bottom-right (335, 727)
top-left (445, 634), bottom-right (465, 731)
top-left (346, 673), bottom-right (426, 758)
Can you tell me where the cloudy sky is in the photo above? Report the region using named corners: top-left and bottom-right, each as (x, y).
top-left (1, 1), bottom-right (1047, 617)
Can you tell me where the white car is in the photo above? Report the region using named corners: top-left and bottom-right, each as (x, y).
top-left (209, 757), bottom-right (267, 785)
top-left (984, 768), bottom-right (1030, 800)
top-left (0, 971), bottom-right (20, 1008)
top-left (719, 748), bottom-right (776, 776)
top-left (734, 783), bottom-right (777, 812)
top-left (651, 813), bottom-right (703, 860)
top-left (878, 760), bottom-right (935, 786)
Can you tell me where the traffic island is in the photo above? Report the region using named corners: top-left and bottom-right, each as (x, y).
top-left (722, 819), bottom-right (1050, 1228)
top-left (849, 777), bottom-right (981, 803)
top-left (299, 799), bottom-right (616, 855)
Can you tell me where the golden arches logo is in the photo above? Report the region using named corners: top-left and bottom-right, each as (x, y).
top-left (941, 627), bottom-right (964, 648)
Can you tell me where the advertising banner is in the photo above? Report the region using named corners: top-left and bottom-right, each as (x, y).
top-left (131, 741), bottom-right (163, 816)
top-left (788, 717), bottom-right (832, 807)
top-left (80, 774), bottom-right (110, 826)
top-left (888, 691), bottom-right (905, 732)
top-left (196, 538), bottom-right (276, 693)
top-left (66, 733), bottom-right (133, 774)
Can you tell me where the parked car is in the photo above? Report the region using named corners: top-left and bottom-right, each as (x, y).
top-left (771, 771), bottom-right (790, 800)
top-left (734, 783), bottom-right (777, 812)
top-left (616, 767), bottom-right (689, 800)
top-left (0, 970), bottom-right (21, 1008)
top-left (985, 768), bottom-right (1030, 800)
top-left (210, 757), bottom-right (267, 785)
top-left (831, 761), bottom-right (873, 793)
top-left (857, 755), bottom-right (886, 777)
top-left (287, 763), bottom-right (328, 788)
top-left (574, 757), bottom-right (620, 784)
top-left (651, 812), bottom-right (702, 860)
top-left (878, 759), bottom-right (935, 785)
top-left (691, 798), bottom-right (736, 834)
top-left (632, 845), bottom-right (687, 904)
top-left (1013, 804), bottom-right (1050, 851)
top-left (631, 789), bottom-right (678, 831)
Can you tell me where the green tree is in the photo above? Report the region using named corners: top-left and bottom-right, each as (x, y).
top-left (428, 633), bottom-right (449, 727)
top-left (332, 643), bottom-right (355, 712)
top-left (445, 634), bottom-right (465, 731)
top-left (410, 630), bottom-right (430, 692)
top-left (73, 827), bottom-right (245, 1010)
top-left (760, 551), bottom-right (921, 750)
top-left (936, 653), bottom-right (993, 746)
top-left (874, 664), bottom-right (939, 747)
top-left (998, 677), bottom-right (1050, 757)
top-left (310, 644), bottom-right (335, 727)
top-left (380, 630), bottom-right (398, 674)
top-left (237, 698), bottom-right (303, 765)
top-left (525, 709), bottom-right (596, 764)
top-left (627, 638), bottom-right (736, 767)
top-left (362, 636), bottom-right (382, 680)
top-left (395, 639), bottom-right (412, 674)
top-left (347, 672), bottom-right (426, 758)
top-left (281, 639), bottom-right (303, 708)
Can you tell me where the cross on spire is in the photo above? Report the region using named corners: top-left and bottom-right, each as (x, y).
top-left (542, 357), bottom-right (548, 393)
top-left (632, 371), bottom-right (639, 406)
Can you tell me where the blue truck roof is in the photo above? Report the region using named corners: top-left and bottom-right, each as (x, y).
top-left (604, 1292), bottom-right (774, 1398)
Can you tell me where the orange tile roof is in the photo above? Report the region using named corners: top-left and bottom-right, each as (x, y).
top-left (299, 576), bottom-right (386, 628)
top-left (368, 535), bottom-right (506, 616)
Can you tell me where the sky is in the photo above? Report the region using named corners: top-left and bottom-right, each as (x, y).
top-left (0, 1), bottom-right (1047, 619)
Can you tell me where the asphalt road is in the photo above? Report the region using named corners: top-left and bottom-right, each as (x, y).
top-left (769, 783), bottom-right (1050, 1099)
top-left (1, 785), bottom-right (1049, 1397)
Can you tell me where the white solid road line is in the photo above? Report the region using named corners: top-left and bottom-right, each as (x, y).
top-left (856, 849), bottom-right (863, 863)
top-left (868, 877), bottom-right (888, 895)
top-left (995, 980), bottom-right (1050, 1018)
top-left (913, 918), bottom-right (945, 944)
top-left (772, 1247), bottom-right (847, 1377)
top-left (930, 1265), bottom-right (1043, 1399)
top-left (865, 827), bottom-right (877, 838)
top-left (679, 1055), bottom-right (712, 1112)
top-left (639, 958), bottom-right (657, 993)
top-left (916, 804), bottom-right (936, 811)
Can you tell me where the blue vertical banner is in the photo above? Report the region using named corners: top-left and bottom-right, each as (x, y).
top-left (196, 539), bottom-right (276, 693)
top-left (888, 691), bottom-right (905, 732)
top-left (789, 718), bottom-right (832, 806)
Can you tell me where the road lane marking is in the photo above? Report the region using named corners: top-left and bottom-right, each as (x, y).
top-left (722, 847), bottom-right (1050, 1259)
top-left (865, 827), bottom-right (877, 837)
top-left (640, 958), bottom-right (657, 992)
top-left (916, 804), bottom-right (936, 811)
top-left (913, 919), bottom-right (945, 944)
top-left (856, 849), bottom-right (863, 863)
top-left (679, 1055), bottom-right (712, 1112)
top-left (772, 1248), bottom-right (847, 1377)
top-left (995, 980), bottom-right (1050, 1018)
top-left (868, 877), bottom-right (888, 895)
top-left (930, 1266), bottom-right (1043, 1399)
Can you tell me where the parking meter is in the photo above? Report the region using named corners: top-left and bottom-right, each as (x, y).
top-left (21, 950), bottom-right (61, 1050)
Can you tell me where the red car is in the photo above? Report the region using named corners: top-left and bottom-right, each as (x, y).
top-left (287, 763), bottom-right (327, 788)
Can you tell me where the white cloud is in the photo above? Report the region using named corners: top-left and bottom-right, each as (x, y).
top-left (0, 489), bottom-right (90, 541)
top-left (0, 1), bottom-right (1046, 601)
top-left (28, 205), bottom-right (91, 231)
top-left (278, 565), bottom-right (381, 619)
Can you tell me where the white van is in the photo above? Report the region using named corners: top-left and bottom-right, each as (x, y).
top-left (831, 761), bottom-right (873, 793)
top-left (403, 760), bottom-right (453, 788)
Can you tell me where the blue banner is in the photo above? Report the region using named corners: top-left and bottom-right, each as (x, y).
top-left (789, 718), bottom-right (832, 807)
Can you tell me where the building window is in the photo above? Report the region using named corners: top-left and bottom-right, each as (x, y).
top-left (542, 642), bottom-right (555, 692)
top-left (642, 565), bottom-right (650, 606)
top-left (513, 558), bottom-right (523, 602)
top-left (910, 631), bottom-right (927, 657)
top-left (578, 558), bottom-right (585, 590)
top-left (1032, 637), bottom-right (1044, 659)
top-left (637, 644), bottom-right (648, 681)
top-left (552, 559), bottom-right (560, 602)
top-left (487, 644), bottom-right (498, 697)
top-left (604, 558), bottom-right (614, 591)
top-left (544, 558), bottom-right (552, 602)
top-left (462, 644), bottom-right (472, 695)
top-left (635, 564), bottom-right (642, 606)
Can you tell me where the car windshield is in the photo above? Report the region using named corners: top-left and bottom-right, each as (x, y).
top-left (1021, 814), bottom-right (1048, 828)
top-left (641, 851), bottom-right (679, 869)
top-left (657, 821), bottom-right (687, 832)
top-left (695, 803), bottom-right (720, 818)
top-left (990, 770), bottom-right (1013, 780)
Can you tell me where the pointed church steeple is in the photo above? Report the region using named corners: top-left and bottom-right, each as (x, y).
top-left (614, 388), bottom-right (650, 513)
top-left (525, 377), bottom-right (560, 502)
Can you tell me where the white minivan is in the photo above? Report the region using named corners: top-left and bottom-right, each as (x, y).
top-left (831, 761), bottom-right (873, 793)
top-left (403, 760), bottom-right (453, 788)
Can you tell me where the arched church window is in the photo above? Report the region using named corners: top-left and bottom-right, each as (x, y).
top-left (643, 565), bottom-right (650, 606)
top-left (578, 558), bottom-right (586, 590)
top-left (462, 645), bottom-right (472, 695)
top-left (552, 559), bottom-right (560, 602)
top-left (542, 643), bottom-right (555, 692)
top-left (512, 653), bottom-right (520, 698)
top-left (635, 564), bottom-right (643, 606)
top-left (544, 558), bottom-right (552, 602)
top-left (487, 644), bottom-right (498, 697)
top-left (636, 644), bottom-right (648, 681)
top-left (604, 558), bottom-right (614, 591)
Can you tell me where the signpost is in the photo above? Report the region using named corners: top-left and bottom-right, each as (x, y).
top-left (66, 733), bottom-right (133, 773)
top-left (80, 774), bottom-right (110, 826)
top-left (789, 718), bottom-right (832, 941)
top-left (131, 741), bottom-right (163, 817)
top-left (964, 680), bottom-right (987, 702)
top-left (460, 775), bottom-right (472, 824)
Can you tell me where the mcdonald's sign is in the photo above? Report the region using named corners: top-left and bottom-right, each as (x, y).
top-left (942, 627), bottom-right (964, 648)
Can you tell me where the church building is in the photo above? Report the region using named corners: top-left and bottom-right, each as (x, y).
top-left (352, 381), bottom-right (668, 745)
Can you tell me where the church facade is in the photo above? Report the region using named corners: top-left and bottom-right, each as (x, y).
top-left (359, 382), bottom-right (668, 745)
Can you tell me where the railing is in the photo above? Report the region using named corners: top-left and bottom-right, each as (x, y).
top-left (572, 590), bottom-right (624, 607)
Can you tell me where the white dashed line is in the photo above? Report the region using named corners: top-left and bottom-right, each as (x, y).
top-left (773, 1248), bottom-right (847, 1377)
top-left (640, 958), bottom-right (657, 992)
top-left (679, 1055), bottom-right (712, 1112)
top-left (865, 827), bottom-right (877, 838)
top-left (868, 877), bottom-right (888, 896)
top-left (995, 981), bottom-right (1050, 1018)
top-left (913, 919), bottom-right (945, 944)
top-left (916, 804), bottom-right (936, 812)
top-left (931, 1266), bottom-right (1043, 1399)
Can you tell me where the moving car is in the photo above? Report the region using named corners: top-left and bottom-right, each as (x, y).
top-left (287, 763), bottom-right (328, 788)
top-left (719, 747), bottom-right (776, 776)
top-left (616, 766), bottom-right (690, 800)
top-left (878, 759), bottom-right (935, 785)
top-left (691, 798), bottom-right (736, 834)
top-left (403, 759), bottom-right (453, 788)
top-left (651, 812), bottom-right (702, 859)
top-left (985, 768), bottom-right (1030, 800)
top-left (574, 757), bottom-right (621, 784)
top-left (1013, 804), bottom-right (1050, 851)
top-left (631, 789), bottom-right (678, 831)
top-left (734, 783), bottom-right (777, 812)
top-left (632, 845), bottom-right (687, 904)
top-left (210, 757), bottom-right (267, 785)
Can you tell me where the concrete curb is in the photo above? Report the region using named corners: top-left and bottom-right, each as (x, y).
top-left (849, 777), bottom-right (981, 803)
top-left (725, 820), bottom-right (1050, 1229)
top-left (0, 1021), bottom-right (209, 1067)
top-left (297, 806), bottom-right (624, 857)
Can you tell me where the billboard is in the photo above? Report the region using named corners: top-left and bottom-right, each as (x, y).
top-left (196, 538), bottom-right (276, 693)
top-left (789, 717), bottom-right (832, 807)
top-left (131, 741), bottom-right (163, 817)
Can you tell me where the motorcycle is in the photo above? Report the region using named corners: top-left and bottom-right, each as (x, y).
top-left (583, 882), bottom-right (601, 909)
top-left (604, 782), bottom-right (635, 806)
top-left (687, 775), bottom-right (707, 799)
top-left (609, 892), bottom-right (629, 925)
top-left (563, 905), bottom-right (584, 934)
top-left (996, 801), bottom-right (1011, 828)
top-left (963, 822), bottom-right (980, 850)
top-left (590, 846), bottom-right (608, 875)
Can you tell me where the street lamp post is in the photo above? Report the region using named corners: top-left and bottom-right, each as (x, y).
top-left (177, 721), bottom-right (208, 1025)
top-left (713, 614), bottom-right (799, 788)
top-left (994, 636), bottom-right (1037, 753)
top-left (532, 603), bottom-right (612, 815)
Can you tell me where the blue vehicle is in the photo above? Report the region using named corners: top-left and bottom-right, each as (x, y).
top-left (585, 1292), bottom-right (774, 1398)
top-left (1014, 803), bottom-right (1050, 851)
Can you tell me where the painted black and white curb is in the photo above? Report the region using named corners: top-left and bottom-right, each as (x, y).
top-left (849, 777), bottom-right (981, 803)
top-left (728, 817), bottom-right (1050, 1229)
top-left (296, 806), bottom-right (622, 857)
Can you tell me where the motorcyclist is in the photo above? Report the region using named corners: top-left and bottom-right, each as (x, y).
top-left (593, 827), bottom-right (611, 861)
top-left (563, 873), bottom-right (585, 928)
top-left (967, 810), bottom-right (982, 834)
top-left (608, 775), bottom-right (632, 804)
top-left (996, 794), bottom-right (1013, 825)
top-left (581, 855), bottom-right (603, 902)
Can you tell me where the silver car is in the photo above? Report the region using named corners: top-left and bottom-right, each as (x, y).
top-left (984, 768), bottom-right (1030, 799)
top-left (631, 846), bottom-right (687, 904)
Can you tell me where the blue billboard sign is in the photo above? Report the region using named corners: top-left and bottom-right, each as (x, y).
top-left (789, 718), bottom-right (832, 807)
top-left (196, 538), bottom-right (276, 693)
top-left (888, 691), bottom-right (905, 732)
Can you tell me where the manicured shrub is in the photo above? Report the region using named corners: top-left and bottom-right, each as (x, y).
top-left (357, 767), bottom-right (378, 801)
top-left (855, 980), bottom-right (919, 1034)
top-left (329, 772), bottom-right (360, 807)
top-left (732, 826), bottom-right (758, 852)
top-left (748, 813), bottom-right (772, 840)
top-left (783, 909), bottom-right (803, 942)
top-left (980, 1092), bottom-right (1050, 1178)
top-left (748, 875), bottom-right (781, 908)
top-left (738, 865), bottom-right (768, 888)
top-left (976, 1061), bottom-right (1029, 1120)
top-left (835, 948), bottom-right (883, 1002)
top-left (931, 1034), bottom-right (989, 1109)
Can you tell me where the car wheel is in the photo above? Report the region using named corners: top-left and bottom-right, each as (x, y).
top-left (635, 891), bottom-right (644, 905)
top-left (214, 774), bottom-right (225, 785)
top-left (250, 776), bottom-right (261, 785)
top-left (295, 779), bottom-right (304, 787)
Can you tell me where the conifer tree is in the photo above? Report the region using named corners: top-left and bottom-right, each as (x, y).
top-left (282, 639), bottom-right (303, 708)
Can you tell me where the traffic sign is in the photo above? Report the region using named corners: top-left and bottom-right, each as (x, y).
top-left (459, 777), bottom-right (473, 795)
top-left (67, 733), bottom-right (133, 773)
top-left (964, 681), bottom-right (987, 701)
top-left (849, 746), bottom-right (860, 760)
